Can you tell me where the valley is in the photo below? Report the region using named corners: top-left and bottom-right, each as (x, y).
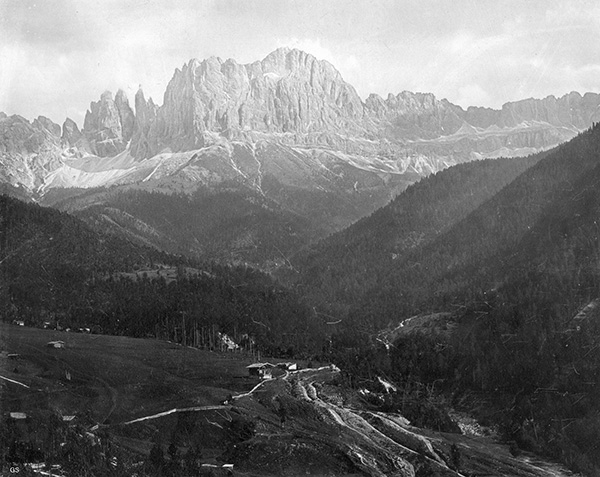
top-left (2, 40), bottom-right (600, 476)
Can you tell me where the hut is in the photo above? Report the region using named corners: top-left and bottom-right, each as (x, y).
top-left (246, 363), bottom-right (275, 379)
top-left (47, 341), bottom-right (65, 349)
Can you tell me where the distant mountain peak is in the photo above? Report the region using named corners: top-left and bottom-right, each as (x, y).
top-left (149, 46), bottom-right (364, 153)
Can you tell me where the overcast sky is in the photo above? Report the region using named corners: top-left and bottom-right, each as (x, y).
top-left (1, 0), bottom-right (599, 127)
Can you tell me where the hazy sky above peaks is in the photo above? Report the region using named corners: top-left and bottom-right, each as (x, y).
top-left (1, 0), bottom-right (599, 126)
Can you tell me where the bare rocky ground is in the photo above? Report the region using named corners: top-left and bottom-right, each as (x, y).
top-left (0, 323), bottom-right (581, 476)
top-left (222, 367), bottom-right (582, 477)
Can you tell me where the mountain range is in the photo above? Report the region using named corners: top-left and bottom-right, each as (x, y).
top-left (2, 48), bottom-right (600, 265)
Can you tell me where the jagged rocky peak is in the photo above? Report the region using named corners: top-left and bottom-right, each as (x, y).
top-left (0, 114), bottom-right (63, 155)
top-left (258, 47), bottom-right (342, 84)
top-left (32, 116), bottom-right (62, 138)
top-left (61, 117), bottom-right (83, 146)
top-left (130, 87), bottom-right (158, 159)
top-left (392, 91), bottom-right (438, 110)
top-left (498, 92), bottom-right (600, 129)
top-left (365, 91), bottom-right (442, 115)
top-left (365, 91), bottom-right (465, 139)
top-left (364, 93), bottom-right (386, 114)
top-left (0, 114), bottom-right (67, 191)
top-left (464, 106), bottom-right (501, 129)
top-left (83, 89), bottom-right (135, 157)
top-left (133, 87), bottom-right (158, 129)
top-left (152, 47), bottom-right (366, 154)
top-left (115, 89), bottom-right (135, 143)
top-left (364, 89), bottom-right (600, 140)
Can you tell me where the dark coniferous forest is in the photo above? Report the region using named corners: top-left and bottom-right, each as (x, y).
top-left (0, 195), bottom-right (323, 356)
top-left (68, 186), bottom-right (326, 268)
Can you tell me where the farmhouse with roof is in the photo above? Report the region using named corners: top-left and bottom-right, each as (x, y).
top-left (246, 362), bottom-right (275, 379)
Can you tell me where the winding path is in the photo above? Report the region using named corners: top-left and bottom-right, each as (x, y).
top-left (0, 374), bottom-right (30, 388)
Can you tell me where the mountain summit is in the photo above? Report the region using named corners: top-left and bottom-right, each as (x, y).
top-left (146, 47), bottom-right (365, 155)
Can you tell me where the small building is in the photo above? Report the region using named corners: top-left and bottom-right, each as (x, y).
top-left (62, 415), bottom-right (76, 423)
top-left (246, 362), bottom-right (275, 379)
top-left (9, 412), bottom-right (27, 420)
top-left (277, 362), bottom-right (298, 371)
top-left (261, 368), bottom-right (273, 379)
top-left (13, 320), bottom-right (25, 327)
top-left (47, 341), bottom-right (65, 349)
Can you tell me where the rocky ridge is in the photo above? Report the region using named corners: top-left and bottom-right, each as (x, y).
top-left (2, 47), bottom-right (600, 199)
top-left (147, 48), bottom-right (367, 155)
top-left (82, 90), bottom-right (135, 156)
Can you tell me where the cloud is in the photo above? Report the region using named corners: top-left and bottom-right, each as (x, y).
top-left (0, 0), bottom-right (105, 52)
top-left (0, 0), bottom-right (599, 125)
top-left (455, 84), bottom-right (493, 109)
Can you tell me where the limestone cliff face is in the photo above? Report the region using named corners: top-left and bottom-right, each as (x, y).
top-left (0, 114), bottom-right (64, 190)
top-left (364, 91), bottom-right (600, 143)
top-left (0, 115), bottom-right (61, 155)
top-left (83, 90), bottom-right (135, 157)
top-left (463, 106), bottom-right (501, 129)
top-left (115, 90), bottom-right (135, 143)
top-left (365, 91), bottom-right (465, 139)
top-left (497, 92), bottom-right (600, 129)
top-left (457, 92), bottom-right (600, 131)
top-left (61, 117), bottom-right (85, 148)
top-left (152, 48), bottom-right (366, 154)
top-left (130, 88), bottom-right (158, 159)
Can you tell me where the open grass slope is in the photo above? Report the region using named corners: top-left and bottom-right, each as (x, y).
top-left (0, 323), bottom-right (255, 424)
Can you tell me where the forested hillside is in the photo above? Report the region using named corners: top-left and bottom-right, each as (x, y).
top-left (325, 124), bottom-right (600, 475)
top-left (0, 195), bottom-right (323, 356)
top-left (355, 124), bottom-right (600, 327)
top-left (290, 150), bottom-right (548, 318)
top-left (44, 186), bottom-right (326, 269)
